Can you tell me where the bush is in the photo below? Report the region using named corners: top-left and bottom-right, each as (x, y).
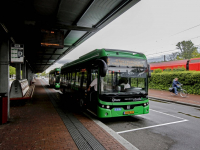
top-left (173, 66), bottom-right (186, 72)
top-left (163, 68), bottom-right (172, 72)
top-left (149, 71), bottom-right (200, 95)
top-left (153, 68), bottom-right (163, 73)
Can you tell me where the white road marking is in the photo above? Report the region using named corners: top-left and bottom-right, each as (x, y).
top-left (53, 89), bottom-right (63, 94)
top-left (150, 109), bottom-right (185, 120)
top-left (117, 119), bottom-right (188, 134)
top-left (117, 109), bottom-right (188, 134)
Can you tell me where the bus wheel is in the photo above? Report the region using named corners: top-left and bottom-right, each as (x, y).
top-left (80, 99), bottom-right (85, 110)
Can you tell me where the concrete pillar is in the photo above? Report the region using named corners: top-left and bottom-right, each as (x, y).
top-left (22, 62), bottom-right (26, 79)
top-left (15, 64), bottom-right (21, 80)
top-left (26, 67), bottom-right (33, 85)
top-left (0, 38), bottom-right (10, 119)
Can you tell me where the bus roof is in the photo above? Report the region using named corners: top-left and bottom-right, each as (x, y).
top-left (61, 48), bottom-right (146, 70)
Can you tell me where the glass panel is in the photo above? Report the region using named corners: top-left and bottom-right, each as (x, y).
top-left (82, 71), bottom-right (87, 88)
top-left (101, 67), bottom-right (147, 95)
top-left (71, 72), bottom-right (75, 85)
top-left (75, 72), bottom-right (81, 87)
top-left (55, 75), bottom-right (60, 83)
top-left (191, 59), bottom-right (200, 63)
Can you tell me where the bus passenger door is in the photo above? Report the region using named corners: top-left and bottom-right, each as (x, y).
top-left (88, 69), bottom-right (98, 112)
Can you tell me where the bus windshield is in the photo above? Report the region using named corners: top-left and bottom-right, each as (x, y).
top-left (100, 67), bottom-right (147, 95)
top-left (55, 75), bottom-right (60, 83)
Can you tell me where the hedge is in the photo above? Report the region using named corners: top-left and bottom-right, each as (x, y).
top-left (149, 71), bottom-right (200, 95)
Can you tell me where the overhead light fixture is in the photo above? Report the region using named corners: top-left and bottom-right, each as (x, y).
top-left (0, 23), bottom-right (8, 33)
top-left (10, 37), bottom-right (15, 43)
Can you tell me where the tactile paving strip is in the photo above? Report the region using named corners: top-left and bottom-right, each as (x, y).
top-left (40, 80), bottom-right (106, 150)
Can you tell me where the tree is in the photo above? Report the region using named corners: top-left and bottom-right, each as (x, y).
top-left (9, 66), bottom-right (16, 78)
top-left (166, 52), bottom-right (179, 61)
top-left (191, 49), bottom-right (200, 58)
top-left (41, 71), bottom-right (46, 77)
top-left (176, 40), bottom-right (197, 60)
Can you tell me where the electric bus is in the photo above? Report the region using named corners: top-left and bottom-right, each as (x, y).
top-left (49, 68), bottom-right (61, 89)
top-left (60, 49), bottom-right (151, 118)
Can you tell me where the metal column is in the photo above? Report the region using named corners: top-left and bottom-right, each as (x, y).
top-left (22, 62), bottom-right (26, 79)
top-left (26, 66), bottom-right (32, 85)
top-left (0, 38), bottom-right (10, 119)
top-left (15, 64), bottom-right (21, 80)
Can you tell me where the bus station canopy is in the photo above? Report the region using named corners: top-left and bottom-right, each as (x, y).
top-left (0, 0), bottom-right (140, 73)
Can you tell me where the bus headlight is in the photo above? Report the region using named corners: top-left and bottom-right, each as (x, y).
top-left (102, 105), bottom-right (104, 108)
top-left (106, 105), bottom-right (110, 109)
top-left (144, 103), bottom-right (149, 106)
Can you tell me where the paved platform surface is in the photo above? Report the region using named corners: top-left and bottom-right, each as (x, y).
top-left (0, 79), bottom-right (127, 150)
top-left (149, 89), bottom-right (200, 108)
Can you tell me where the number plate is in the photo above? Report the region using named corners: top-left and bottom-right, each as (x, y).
top-left (114, 108), bottom-right (121, 111)
top-left (124, 111), bottom-right (134, 115)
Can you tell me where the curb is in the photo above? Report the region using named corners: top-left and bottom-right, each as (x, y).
top-left (83, 112), bottom-right (139, 150)
top-left (149, 96), bottom-right (200, 108)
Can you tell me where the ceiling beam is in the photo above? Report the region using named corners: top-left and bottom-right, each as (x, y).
top-left (56, 24), bottom-right (98, 32)
top-left (34, 63), bottom-right (52, 65)
top-left (37, 54), bottom-right (60, 56)
top-left (64, 0), bottom-right (95, 39)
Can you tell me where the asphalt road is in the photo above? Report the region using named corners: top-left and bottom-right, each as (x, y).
top-left (97, 99), bottom-right (200, 150)
top-left (43, 78), bottom-right (200, 150)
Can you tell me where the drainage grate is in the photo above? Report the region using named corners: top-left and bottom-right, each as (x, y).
top-left (40, 80), bottom-right (105, 150)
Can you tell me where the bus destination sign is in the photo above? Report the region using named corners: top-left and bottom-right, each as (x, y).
top-left (107, 57), bottom-right (147, 68)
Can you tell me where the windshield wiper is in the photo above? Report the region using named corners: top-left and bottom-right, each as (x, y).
top-left (108, 65), bottom-right (116, 67)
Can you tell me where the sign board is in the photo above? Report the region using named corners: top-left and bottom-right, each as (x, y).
top-left (107, 57), bottom-right (147, 68)
top-left (11, 44), bottom-right (24, 63)
top-left (41, 30), bottom-right (64, 48)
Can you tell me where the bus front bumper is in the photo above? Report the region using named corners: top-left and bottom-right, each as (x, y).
top-left (97, 105), bottom-right (149, 118)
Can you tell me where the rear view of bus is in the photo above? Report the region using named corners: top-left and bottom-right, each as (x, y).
top-left (98, 50), bottom-right (150, 118)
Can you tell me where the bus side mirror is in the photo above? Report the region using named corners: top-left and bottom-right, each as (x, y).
top-left (95, 59), bottom-right (108, 77)
top-left (148, 64), bottom-right (151, 77)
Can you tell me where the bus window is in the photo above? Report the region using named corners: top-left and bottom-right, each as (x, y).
top-left (131, 78), bottom-right (145, 89)
top-left (55, 75), bottom-right (60, 83)
top-left (75, 72), bottom-right (81, 87)
top-left (82, 71), bottom-right (87, 89)
top-left (68, 73), bottom-right (71, 85)
top-left (66, 73), bottom-right (68, 83)
top-left (91, 69), bottom-right (98, 81)
top-left (72, 72), bottom-right (76, 85)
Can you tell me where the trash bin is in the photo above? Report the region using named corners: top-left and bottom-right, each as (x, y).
top-left (0, 93), bottom-right (8, 125)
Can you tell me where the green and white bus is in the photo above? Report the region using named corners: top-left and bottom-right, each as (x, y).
top-left (49, 68), bottom-right (61, 89)
top-left (60, 49), bottom-right (151, 118)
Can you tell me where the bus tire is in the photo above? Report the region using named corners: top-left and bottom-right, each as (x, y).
top-left (80, 99), bottom-right (85, 110)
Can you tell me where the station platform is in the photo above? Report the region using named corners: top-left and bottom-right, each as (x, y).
top-left (0, 79), bottom-right (129, 150)
top-left (149, 89), bottom-right (200, 108)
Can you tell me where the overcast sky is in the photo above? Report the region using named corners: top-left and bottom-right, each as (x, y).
top-left (46, 0), bottom-right (200, 73)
